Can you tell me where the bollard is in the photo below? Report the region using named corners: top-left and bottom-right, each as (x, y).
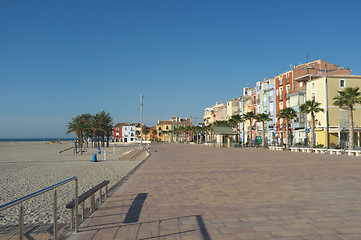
top-left (104, 150), bottom-right (106, 160)
top-left (92, 154), bottom-right (97, 162)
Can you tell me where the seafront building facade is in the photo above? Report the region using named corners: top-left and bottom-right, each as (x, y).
top-left (203, 59), bottom-right (359, 147)
top-left (156, 117), bottom-right (192, 142)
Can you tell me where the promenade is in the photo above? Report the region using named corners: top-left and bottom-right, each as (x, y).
top-left (67, 143), bottom-right (361, 240)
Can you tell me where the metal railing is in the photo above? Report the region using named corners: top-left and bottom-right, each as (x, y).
top-left (0, 176), bottom-right (79, 240)
top-left (66, 180), bottom-right (109, 228)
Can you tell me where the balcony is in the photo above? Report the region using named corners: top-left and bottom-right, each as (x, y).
top-left (291, 122), bottom-right (306, 129)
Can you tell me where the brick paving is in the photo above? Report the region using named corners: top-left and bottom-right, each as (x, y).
top-left (66, 143), bottom-right (361, 240)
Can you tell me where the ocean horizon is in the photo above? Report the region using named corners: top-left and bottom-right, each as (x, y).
top-left (0, 138), bottom-right (77, 142)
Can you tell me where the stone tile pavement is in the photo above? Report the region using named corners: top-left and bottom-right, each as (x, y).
top-left (66, 143), bottom-right (361, 240)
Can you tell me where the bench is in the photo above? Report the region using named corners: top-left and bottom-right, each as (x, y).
top-left (328, 149), bottom-right (344, 155)
top-left (345, 150), bottom-right (361, 156)
top-left (290, 147), bottom-right (300, 152)
top-left (313, 148), bottom-right (327, 154)
top-left (66, 180), bottom-right (110, 228)
top-left (274, 146), bottom-right (284, 151)
top-left (299, 148), bottom-right (312, 153)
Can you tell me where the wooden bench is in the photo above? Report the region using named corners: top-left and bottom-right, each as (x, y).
top-left (66, 180), bottom-right (110, 228)
top-left (345, 150), bottom-right (361, 156)
top-left (328, 149), bottom-right (344, 155)
top-left (274, 146), bottom-right (284, 151)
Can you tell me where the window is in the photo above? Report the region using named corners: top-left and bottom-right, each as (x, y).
top-left (158, 127), bottom-right (161, 131)
top-left (269, 91), bottom-right (274, 102)
top-left (279, 87), bottom-right (283, 100)
top-left (300, 112), bottom-right (305, 123)
top-left (311, 82), bottom-right (315, 90)
top-left (166, 126), bottom-right (169, 130)
top-left (312, 92), bottom-right (316, 101)
top-left (299, 95), bottom-right (305, 105)
top-left (340, 79), bottom-right (346, 88)
top-left (280, 102), bottom-right (284, 110)
top-left (270, 103), bottom-right (274, 115)
top-left (286, 85), bottom-right (290, 98)
top-left (286, 73), bottom-right (290, 83)
top-left (286, 100), bottom-right (290, 108)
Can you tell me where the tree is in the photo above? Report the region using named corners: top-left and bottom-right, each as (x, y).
top-left (255, 113), bottom-right (271, 148)
top-left (277, 108), bottom-right (297, 149)
top-left (228, 115), bottom-right (243, 143)
top-left (66, 115), bottom-right (85, 154)
top-left (300, 100), bottom-right (324, 148)
top-left (151, 129), bottom-right (157, 141)
top-left (333, 87), bottom-right (361, 150)
top-left (94, 111), bottom-right (113, 147)
top-left (143, 129), bottom-right (150, 141)
top-left (243, 112), bottom-right (255, 147)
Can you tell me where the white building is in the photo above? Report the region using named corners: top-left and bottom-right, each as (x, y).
top-left (122, 125), bottom-right (136, 143)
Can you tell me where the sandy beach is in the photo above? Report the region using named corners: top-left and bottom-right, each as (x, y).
top-left (0, 141), bottom-right (145, 226)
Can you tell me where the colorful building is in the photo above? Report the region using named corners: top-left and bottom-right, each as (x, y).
top-left (307, 75), bottom-right (361, 148)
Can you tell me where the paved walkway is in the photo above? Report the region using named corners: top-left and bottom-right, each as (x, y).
top-left (67, 143), bottom-right (361, 240)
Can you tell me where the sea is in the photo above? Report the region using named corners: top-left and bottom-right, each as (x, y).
top-left (0, 138), bottom-right (76, 142)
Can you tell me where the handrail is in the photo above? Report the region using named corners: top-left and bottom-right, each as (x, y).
top-left (66, 180), bottom-right (109, 209)
top-left (0, 176), bottom-right (79, 240)
top-left (0, 176), bottom-right (77, 211)
top-left (65, 180), bottom-right (109, 229)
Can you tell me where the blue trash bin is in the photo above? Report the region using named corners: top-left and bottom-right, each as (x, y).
top-left (92, 154), bottom-right (97, 162)
top-left (98, 146), bottom-right (101, 154)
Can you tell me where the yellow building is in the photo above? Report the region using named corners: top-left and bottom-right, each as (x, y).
top-left (156, 117), bottom-right (192, 142)
top-left (156, 121), bottom-right (172, 142)
top-left (307, 75), bottom-right (361, 148)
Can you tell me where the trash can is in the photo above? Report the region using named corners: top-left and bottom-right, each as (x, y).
top-left (92, 154), bottom-right (97, 162)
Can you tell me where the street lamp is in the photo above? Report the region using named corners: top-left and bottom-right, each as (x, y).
top-left (140, 94), bottom-right (144, 148)
top-left (306, 64), bottom-right (346, 148)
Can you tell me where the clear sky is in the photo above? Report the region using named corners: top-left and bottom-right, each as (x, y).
top-left (1, 0), bottom-right (361, 138)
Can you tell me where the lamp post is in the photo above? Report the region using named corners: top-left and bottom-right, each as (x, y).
top-left (140, 94), bottom-right (144, 148)
top-left (306, 64), bottom-right (346, 148)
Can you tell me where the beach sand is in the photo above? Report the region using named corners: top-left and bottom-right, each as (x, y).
top-left (0, 141), bottom-right (144, 226)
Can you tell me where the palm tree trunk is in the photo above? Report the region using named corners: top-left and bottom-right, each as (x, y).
top-left (249, 124), bottom-right (253, 147)
top-left (311, 113), bottom-right (315, 148)
top-left (262, 122), bottom-right (265, 148)
top-left (349, 107), bottom-right (354, 150)
top-left (285, 120), bottom-right (289, 149)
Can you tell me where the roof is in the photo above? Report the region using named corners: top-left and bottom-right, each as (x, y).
top-left (113, 123), bottom-right (128, 128)
top-left (212, 127), bottom-right (235, 135)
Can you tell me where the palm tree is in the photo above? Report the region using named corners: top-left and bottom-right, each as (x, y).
top-left (66, 115), bottom-right (84, 154)
top-left (151, 129), bottom-right (157, 141)
top-left (277, 107), bottom-right (297, 149)
top-left (300, 100), bottom-right (324, 148)
top-left (94, 111), bottom-right (113, 147)
top-left (88, 117), bottom-right (101, 148)
top-left (228, 115), bottom-right (243, 143)
top-left (333, 87), bottom-right (361, 150)
top-left (255, 113), bottom-right (272, 148)
top-left (143, 129), bottom-right (150, 141)
top-left (243, 112), bottom-right (255, 147)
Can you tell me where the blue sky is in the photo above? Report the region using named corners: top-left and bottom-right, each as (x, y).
top-left (1, 0), bottom-right (361, 138)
